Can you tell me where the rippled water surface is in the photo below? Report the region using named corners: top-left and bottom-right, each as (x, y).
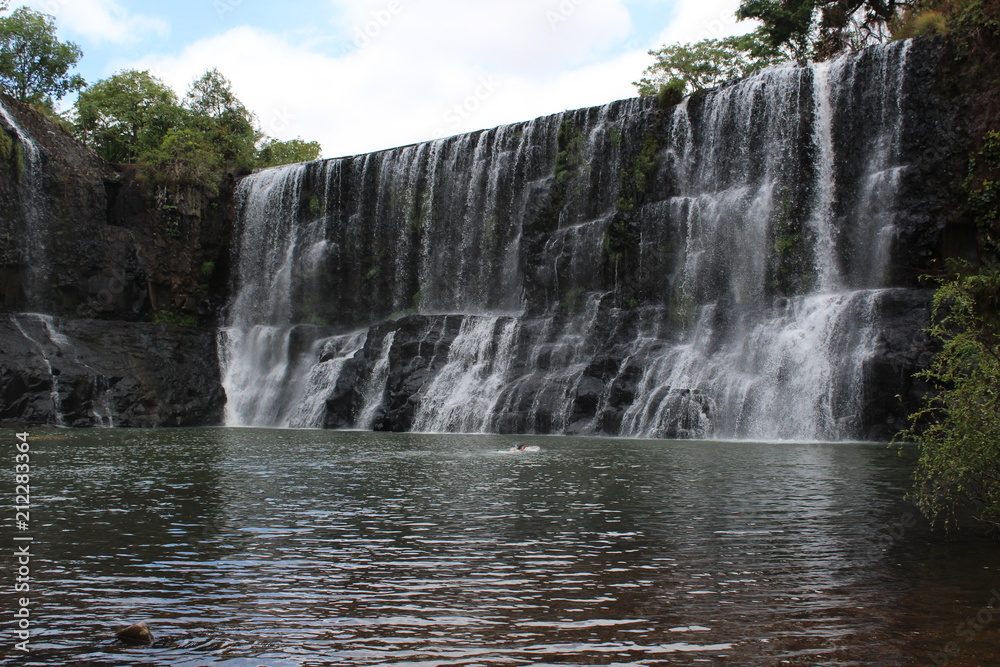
top-left (5, 429), bottom-right (1000, 665)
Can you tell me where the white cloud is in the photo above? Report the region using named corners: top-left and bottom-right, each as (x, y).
top-left (122, 0), bottom-right (755, 159)
top-left (130, 0), bottom-right (640, 158)
top-left (655, 0), bottom-right (753, 46)
top-left (22, 0), bottom-right (169, 45)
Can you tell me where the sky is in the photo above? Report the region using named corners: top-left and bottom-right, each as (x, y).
top-left (15, 0), bottom-right (753, 159)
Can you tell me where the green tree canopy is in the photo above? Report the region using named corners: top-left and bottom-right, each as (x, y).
top-left (736, 0), bottom-right (918, 58)
top-left (140, 125), bottom-right (226, 194)
top-left (634, 31), bottom-right (790, 97)
top-left (183, 68), bottom-right (260, 172)
top-left (74, 69), bottom-right (179, 163)
top-left (256, 137), bottom-right (322, 168)
top-left (74, 66), bottom-right (321, 179)
top-left (0, 7), bottom-right (84, 103)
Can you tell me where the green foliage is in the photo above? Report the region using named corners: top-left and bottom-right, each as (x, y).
top-left (307, 193), bottom-right (324, 216)
top-left (916, 9), bottom-right (951, 33)
top-left (655, 79), bottom-right (686, 108)
top-left (618, 132), bottom-right (660, 212)
top-left (0, 127), bottom-right (10, 160)
top-left (608, 125), bottom-right (622, 148)
top-left (74, 70), bottom-right (180, 163)
top-left (555, 117), bottom-right (585, 185)
top-left (966, 130), bottom-right (1000, 250)
top-left (603, 229), bottom-right (624, 266)
top-left (634, 31), bottom-right (789, 97)
top-left (74, 66), bottom-right (323, 193)
top-left (898, 263), bottom-right (1000, 529)
top-left (140, 126), bottom-right (225, 194)
top-left (200, 261), bottom-right (215, 280)
top-left (0, 7), bottom-right (84, 103)
top-left (894, 0), bottom-right (1000, 39)
top-left (737, 0), bottom-right (918, 58)
top-left (560, 286), bottom-right (585, 313)
top-left (12, 138), bottom-right (21, 180)
top-left (29, 97), bottom-right (73, 133)
top-left (184, 68), bottom-right (260, 172)
top-left (153, 308), bottom-right (199, 326)
top-left (256, 137), bottom-right (322, 168)
top-left (769, 188), bottom-right (814, 294)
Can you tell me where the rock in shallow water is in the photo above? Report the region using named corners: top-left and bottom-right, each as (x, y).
top-left (115, 621), bottom-right (154, 645)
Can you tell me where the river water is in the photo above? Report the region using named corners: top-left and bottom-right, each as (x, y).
top-left (5, 429), bottom-right (1000, 665)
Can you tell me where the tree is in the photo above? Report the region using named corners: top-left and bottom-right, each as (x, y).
top-left (74, 69), bottom-right (180, 163)
top-left (899, 263), bottom-right (1000, 530)
top-left (256, 137), bottom-right (322, 168)
top-left (184, 68), bottom-right (260, 172)
top-left (0, 7), bottom-right (84, 103)
top-left (736, 0), bottom-right (918, 58)
top-left (634, 31), bottom-right (790, 98)
top-left (141, 126), bottom-right (225, 194)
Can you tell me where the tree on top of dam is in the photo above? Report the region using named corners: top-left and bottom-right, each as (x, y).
top-left (634, 30), bottom-right (792, 98)
top-left (634, 0), bottom-right (985, 100)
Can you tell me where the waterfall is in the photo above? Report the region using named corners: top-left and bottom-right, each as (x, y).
top-left (222, 40), bottom-right (918, 441)
top-left (11, 314), bottom-right (64, 426)
top-left (411, 316), bottom-right (519, 433)
top-left (356, 331), bottom-right (395, 429)
top-left (9, 314), bottom-right (121, 427)
top-left (0, 97), bottom-right (47, 309)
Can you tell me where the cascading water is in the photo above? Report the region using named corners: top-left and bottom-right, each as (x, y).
top-left (222, 40), bottom-right (919, 440)
top-left (8, 313), bottom-right (119, 427)
top-left (355, 331), bottom-right (396, 430)
top-left (0, 97), bottom-right (47, 309)
top-left (10, 314), bottom-right (65, 426)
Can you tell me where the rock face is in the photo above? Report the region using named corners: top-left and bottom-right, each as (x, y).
top-left (0, 94), bottom-right (232, 427)
top-left (0, 93), bottom-right (233, 322)
top-left (0, 314), bottom-right (224, 427)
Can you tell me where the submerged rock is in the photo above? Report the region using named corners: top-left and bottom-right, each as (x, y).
top-left (115, 621), bottom-right (154, 645)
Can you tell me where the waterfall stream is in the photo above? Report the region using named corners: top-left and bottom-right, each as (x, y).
top-left (0, 97), bottom-right (47, 309)
top-left (221, 41), bottom-right (916, 440)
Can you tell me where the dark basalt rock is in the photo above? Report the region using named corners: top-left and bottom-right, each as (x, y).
top-left (0, 315), bottom-right (224, 427)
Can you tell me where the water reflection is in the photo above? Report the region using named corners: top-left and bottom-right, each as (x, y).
top-left (7, 429), bottom-right (1000, 665)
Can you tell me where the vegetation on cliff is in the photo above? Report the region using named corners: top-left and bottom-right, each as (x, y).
top-left (897, 2), bottom-right (1000, 530)
top-left (634, 31), bottom-right (791, 97)
top-left (0, 4), bottom-right (321, 183)
top-left (73, 68), bottom-right (320, 193)
top-left (900, 263), bottom-right (1000, 529)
